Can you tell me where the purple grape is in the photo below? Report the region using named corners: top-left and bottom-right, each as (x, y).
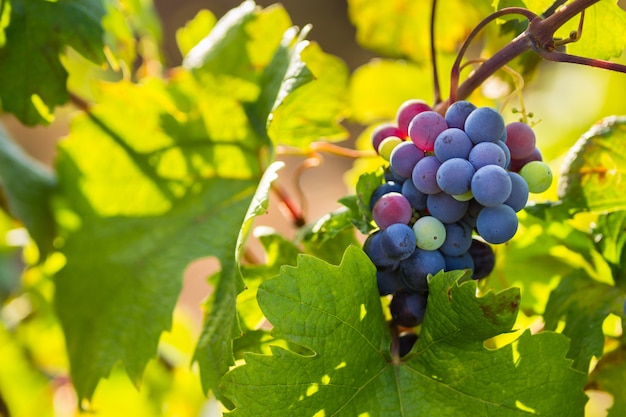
top-left (436, 158), bottom-right (475, 196)
top-left (433, 128), bottom-right (473, 162)
top-left (372, 192), bottom-right (413, 230)
top-left (443, 252), bottom-right (475, 273)
top-left (440, 221), bottom-right (473, 256)
top-left (396, 99), bottom-right (432, 137)
top-left (476, 204), bottom-right (519, 244)
top-left (468, 142), bottom-right (507, 170)
top-left (471, 165), bottom-right (512, 207)
top-left (505, 122), bottom-right (536, 159)
top-left (411, 156), bottom-right (442, 195)
top-left (390, 291), bottom-right (428, 328)
top-left (468, 239), bottom-right (495, 279)
top-left (371, 123), bottom-right (404, 152)
top-left (426, 192), bottom-right (469, 224)
top-left (504, 172), bottom-right (529, 212)
top-left (389, 141), bottom-right (425, 179)
top-left (464, 107), bottom-right (505, 145)
top-left (509, 147), bottom-right (542, 172)
top-left (408, 111), bottom-right (448, 152)
top-left (363, 231), bottom-right (399, 269)
top-left (370, 181), bottom-right (403, 210)
top-left (497, 140), bottom-right (511, 169)
top-left (398, 332), bottom-right (418, 357)
top-left (380, 223), bottom-right (417, 260)
top-left (444, 100), bottom-right (477, 129)
top-left (377, 269), bottom-right (404, 296)
top-left (401, 180), bottom-right (428, 211)
top-left (399, 248), bottom-right (445, 294)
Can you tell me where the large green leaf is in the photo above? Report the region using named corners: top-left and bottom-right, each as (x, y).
top-left (0, 125), bottom-right (56, 258)
top-left (347, 0), bottom-right (491, 63)
top-left (0, 0), bottom-right (106, 125)
top-left (221, 247), bottom-right (587, 416)
top-left (558, 116), bottom-right (626, 212)
top-left (53, 77), bottom-right (263, 401)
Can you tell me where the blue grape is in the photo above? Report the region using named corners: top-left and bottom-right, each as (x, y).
top-left (436, 158), bottom-right (475, 195)
top-left (462, 199), bottom-right (483, 229)
top-left (370, 181), bottom-right (402, 210)
top-left (444, 100), bottom-right (476, 129)
top-left (471, 165), bottom-right (512, 207)
top-left (426, 192), bottom-right (469, 224)
top-left (468, 239), bottom-right (495, 279)
top-left (380, 223), bottom-right (417, 260)
top-left (408, 111), bottom-right (448, 152)
top-left (401, 180), bottom-right (427, 211)
top-left (372, 192), bottom-right (413, 229)
top-left (390, 291), bottom-right (428, 327)
top-left (468, 142), bottom-right (507, 169)
top-left (412, 155), bottom-right (442, 195)
top-left (399, 248), bottom-right (445, 294)
top-left (443, 252), bottom-right (475, 273)
top-left (363, 231), bottom-right (398, 269)
top-left (398, 332), bottom-right (418, 357)
top-left (390, 141), bottom-right (425, 179)
top-left (434, 128), bottom-right (473, 162)
top-left (476, 204), bottom-right (519, 244)
top-left (464, 107), bottom-right (505, 145)
top-left (497, 140), bottom-right (511, 169)
top-left (504, 172), bottom-right (529, 212)
top-left (377, 269), bottom-right (404, 296)
top-left (440, 221), bottom-right (473, 256)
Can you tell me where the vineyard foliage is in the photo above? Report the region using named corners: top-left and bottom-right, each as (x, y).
top-left (0, 0), bottom-right (626, 416)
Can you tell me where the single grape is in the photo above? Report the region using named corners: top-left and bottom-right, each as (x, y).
top-left (436, 158), bottom-right (475, 195)
top-left (505, 121), bottom-right (536, 159)
top-left (412, 216), bottom-right (446, 250)
top-left (509, 147), bottom-right (542, 172)
top-left (468, 141), bottom-right (507, 170)
top-left (398, 332), bottom-right (418, 357)
top-left (396, 99), bottom-right (432, 136)
top-left (408, 111), bottom-right (448, 152)
top-left (426, 192), bottom-right (469, 224)
top-left (390, 141), bottom-right (425, 179)
top-left (471, 165), bottom-right (512, 207)
top-left (440, 221), bottom-right (473, 256)
top-left (468, 239), bottom-right (495, 279)
top-left (444, 100), bottom-right (477, 129)
top-left (476, 204), bottom-right (519, 244)
top-left (371, 123), bottom-right (405, 152)
top-left (377, 268), bottom-right (404, 296)
top-left (412, 155), bottom-right (442, 195)
top-left (372, 192), bottom-right (413, 229)
top-left (363, 231), bottom-right (399, 269)
top-left (370, 181), bottom-right (402, 210)
top-left (390, 291), bottom-right (428, 328)
top-left (378, 136), bottom-right (404, 161)
top-left (443, 252), bottom-right (475, 273)
top-left (401, 180), bottom-right (428, 211)
top-left (399, 248), bottom-right (445, 294)
top-left (520, 160), bottom-right (553, 193)
top-left (464, 107), bottom-right (505, 145)
top-left (433, 128), bottom-right (473, 162)
top-left (504, 171), bottom-right (529, 212)
top-left (380, 223), bottom-right (417, 260)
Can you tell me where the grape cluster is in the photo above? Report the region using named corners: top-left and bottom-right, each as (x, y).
top-left (364, 99), bottom-right (552, 331)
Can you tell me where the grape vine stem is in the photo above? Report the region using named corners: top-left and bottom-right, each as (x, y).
top-left (440, 0), bottom-right (626, 111)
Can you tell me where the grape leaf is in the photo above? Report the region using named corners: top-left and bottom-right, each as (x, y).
top-left (347, 0), bottom-right (491, 63)
top-left (52, 77), bottom-right (265, 401)
top-left (0, 0), bottom-right (106, 125)
top-left (0, 125), bottom-right (56, 258)
top-left (594, 211), bottom-right (626, 286)
top-left (587, 345), bottom-right (626, 417)
top-left (544, 271), bottom-right (623, 372)
top-left (298, 207), bottom-right (360, 265)
top-left (176, 9), bottom-right (217, 59)
top-left (221, 246), bottom-right (587, 416)
top-left (558, 116), bottom-right (626, 213)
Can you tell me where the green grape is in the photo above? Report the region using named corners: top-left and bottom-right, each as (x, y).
top-left (520, 161), bottom-right (553, 193)
top-left (412, 216), bottom-right (446, 250)
top-left (378, 136), bottom-right (403, 161)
